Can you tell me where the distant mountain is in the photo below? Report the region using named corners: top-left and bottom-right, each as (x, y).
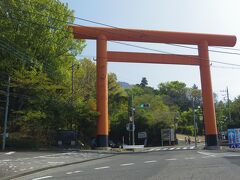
top-left (118, 81), bottom-right (132, 88)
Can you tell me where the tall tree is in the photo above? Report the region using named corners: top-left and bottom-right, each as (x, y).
top-left (140, 77), bottom-right (148, 87)
top-left (158, 81), bottom-right (191, 111)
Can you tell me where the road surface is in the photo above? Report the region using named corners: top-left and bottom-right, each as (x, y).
top-left (13, 149), bottom-right (240, 180)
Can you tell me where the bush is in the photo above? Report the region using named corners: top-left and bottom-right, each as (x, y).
top-left (177, 125), bottom-right (194, 136)
top-left (4, 137), bottom-right (40, 150)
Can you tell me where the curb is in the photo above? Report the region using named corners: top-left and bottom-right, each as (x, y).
top-left (3, 154), bottom-right (116, 180)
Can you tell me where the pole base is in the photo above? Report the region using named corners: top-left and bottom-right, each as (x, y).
top-left (205, 134), bottom-right (219, 149)
top-left (96, 135), bottom-right (108, 147)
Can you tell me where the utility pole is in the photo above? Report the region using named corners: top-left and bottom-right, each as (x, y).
top-left (226, 86), bottom-right (232, 122)
top-left (72, 62), bottom-right (75, 98)
top-left (2, 76), bottom-right (10, 151)
top-left (192, 97), bottom-right (197, 148)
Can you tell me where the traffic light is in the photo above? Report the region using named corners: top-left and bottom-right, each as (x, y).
top-left (129, 107), bottom-right (135, 117)
top-left (140, 103), bottom-right (150, 108)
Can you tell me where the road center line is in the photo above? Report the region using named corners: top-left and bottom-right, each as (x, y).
top-left (66, 170), bottom-right (82, 175)
top-left (185, 157), bottom-right (195, 160)
top-left (94, 166), bottom-right (110, 170)
top-left (120, 163), bottom-right (134, 166)
top-left (144, 160), bottom-right (157, 163)
top-left (165, 158), bottom-right (177, 161)
top-left (32, 176), bottom-right (53, 180)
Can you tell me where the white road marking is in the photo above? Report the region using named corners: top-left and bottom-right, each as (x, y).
top-left (144, 160), bottom-right (157, 163)
top-left (155, 148), bottom-right (161, 151)
top-left (183, 147), bottom-right (188, 150)
top-left (165, 158), bottom-right (177, 161)
top-left (148, 148), bottom-right (155, 151)
top-left (201, 156), bottom-right (212, 159)
top-left (169, 147), bottom-right (175, 150)
top-left (94, 166), bottom-right (110, 170)
top-left (120, 163), bottom-right (134, 166)
top-left (176, 147), bottom-right (181, 150)
top-left (5, 151), bottom-right (15, 155)
top-left (162, 148), bottom-right (168, 150)
top-left (66, 170), bottom-right (82, 175)
top-left (32, 176), bottom-right (53, 180)
top-left (2, 159), bottom-right (11, 162)
top-left (190, 146), bottom-right (195, 149)
top-left (185, 157), bottom-right (195, 160)
top-left (73, 170), bottom-right (82, 173)
top-left (197, 151), bottom-right (216, 157)
top-left (33, 152), bottom-right (77, 159)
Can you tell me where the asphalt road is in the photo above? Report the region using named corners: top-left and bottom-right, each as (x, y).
top-left (0, 151), bottom-right (110, 179)
top-left (12, 150), bottom-right (240, 180)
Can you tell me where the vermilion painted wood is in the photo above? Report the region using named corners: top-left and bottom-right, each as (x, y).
top-left (70, 25), bottom-right (237, 147)
top-left (70, 26), bottom-right (236, 46)
top-left (107, 51), bottom-right (200, 65)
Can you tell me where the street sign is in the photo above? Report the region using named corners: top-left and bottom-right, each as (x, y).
top-left (161, 129), bottom-right (175, 141)
top-left (228, 128), bottom-right (240, 148)
top-left (126, 123), bottom-right (135, 131)
top-left (129, 116), bottom-right (133, 122)
top-left (138, 132), bottom-right (147, 139)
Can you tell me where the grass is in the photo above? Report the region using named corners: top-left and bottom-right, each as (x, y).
top-left (177, 134), bottom-right (205, 142)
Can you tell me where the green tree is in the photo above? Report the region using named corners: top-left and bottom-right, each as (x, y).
top-left (159, 81), bottom-right (191, 111)
top-left (0, 0), bottom-right (88, 146)
top-left (140, 77), bottom-right (148, 87)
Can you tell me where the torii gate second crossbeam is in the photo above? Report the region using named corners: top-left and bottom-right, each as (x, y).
top-left (70, 26), bottom-right (237, 149)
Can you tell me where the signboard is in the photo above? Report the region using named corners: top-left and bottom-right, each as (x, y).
top-left (228, 128), bottom-right (240, 148)
top-left (126, 123), bottom-right (135, 131)
top-left (161, 129), bottom-right (175, 141)
top-left (138, 132), bottom-right (147, 139)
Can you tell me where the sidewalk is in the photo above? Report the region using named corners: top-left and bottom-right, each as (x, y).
top-left (0, 150), bottom-right (115, 180)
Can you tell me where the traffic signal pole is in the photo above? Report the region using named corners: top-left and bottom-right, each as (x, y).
top-left (131, 94), bottom-right (135, 145)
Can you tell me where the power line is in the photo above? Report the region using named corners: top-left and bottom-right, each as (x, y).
top-left (2, 8), bottom-right (240, 68)
top-left (11, 0), bottom-right (240, 54)
top-left (56, 13), bottom-right (240, 54)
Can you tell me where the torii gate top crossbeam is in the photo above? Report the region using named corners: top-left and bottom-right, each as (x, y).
top-left (70, 26), bottom-right (236, 47)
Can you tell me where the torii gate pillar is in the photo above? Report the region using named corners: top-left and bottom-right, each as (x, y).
top-left (198, 41), bottom-right (218, 147)
top-left (96, 35), bottom-right (108, 147)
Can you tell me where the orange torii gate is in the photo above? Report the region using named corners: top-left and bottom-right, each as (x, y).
top-left (70, 26), bottom-right (236, 149)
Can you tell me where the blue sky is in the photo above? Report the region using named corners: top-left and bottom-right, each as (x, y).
top-left (60, 0), bottom-right (240, 100)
